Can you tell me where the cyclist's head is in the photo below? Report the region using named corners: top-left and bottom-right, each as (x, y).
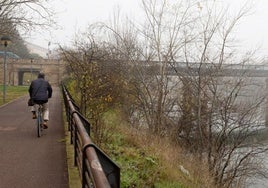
top-left (38, 72), bottom-right (45, 78)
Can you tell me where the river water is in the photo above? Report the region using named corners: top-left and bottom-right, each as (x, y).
top-left (247, 149), bottom-right (268, 188)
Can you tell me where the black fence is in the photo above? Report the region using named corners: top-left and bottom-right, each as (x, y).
top-left (62, 84), bottom-right (120, 188)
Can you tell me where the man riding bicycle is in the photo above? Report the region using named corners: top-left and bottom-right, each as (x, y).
top-left (28, 73), bottom-right (52, 129)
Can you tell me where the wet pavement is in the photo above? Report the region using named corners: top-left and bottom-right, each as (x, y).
top-left (0, 87), bottom-right (69, 188)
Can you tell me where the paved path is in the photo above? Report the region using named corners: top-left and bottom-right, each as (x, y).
top-left (0, 87), bottom-right (69, 188)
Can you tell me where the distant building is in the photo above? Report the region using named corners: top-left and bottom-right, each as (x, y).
top-left (25, 41), bottom-right (48, 59)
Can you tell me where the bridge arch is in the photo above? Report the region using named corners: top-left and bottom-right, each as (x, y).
top-left (0, 58), bottom-right (66, 86)
top-left (18, 68), bottom-right (41, 85)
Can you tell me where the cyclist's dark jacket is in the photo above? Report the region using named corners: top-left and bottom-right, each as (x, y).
top-left (28, 78), bottom-right (52, 104)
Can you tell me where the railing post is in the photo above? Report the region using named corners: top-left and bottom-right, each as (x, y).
top-left (82, 143), bottom-right (111, 188)
top-left (71, 111), bottom-right (79, 166)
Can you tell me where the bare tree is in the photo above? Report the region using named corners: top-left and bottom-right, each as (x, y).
top-left (97, 0), bottom-right (268, 187)
top-left (0, 0), bottom-right (55, 36)
top-left (59, 30), bottom-right (128, 144)
top-left (97, 0), bottom-right (198, 134)
top-left (156, 1), bottom-right (267, 187)
top-left (59, 0), bottom-right (268, 187)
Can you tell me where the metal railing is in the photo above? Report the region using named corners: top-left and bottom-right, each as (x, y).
top-left (62, 84), bottom-right (120, 188)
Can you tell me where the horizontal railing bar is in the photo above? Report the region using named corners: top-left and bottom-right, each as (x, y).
top-left (61, 83), bottom-right (120, 188)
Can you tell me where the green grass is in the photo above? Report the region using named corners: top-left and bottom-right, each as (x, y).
top-left (154, 182), bottom-right (186, 188)
top-left (62, 108), bottom-right (203, 187)
top-left (62, 85), bottom-right (214, 187)
top-left (101, 110), bottom-right (186, 187)
top-left (101, 110), bottom-right (215, 188)
top-left (0, 85), bottom-right (28, 106)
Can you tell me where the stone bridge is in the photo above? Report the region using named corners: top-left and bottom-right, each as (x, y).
top-left (139, 62), bottom-right (268, 127)
top-left (0, 58), bottom-right (66, 86)
top-left (1, 58), bottom-right (268, 127)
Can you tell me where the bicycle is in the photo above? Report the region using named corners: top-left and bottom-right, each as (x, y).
top-left (36, 104), bottom-right (44, 137)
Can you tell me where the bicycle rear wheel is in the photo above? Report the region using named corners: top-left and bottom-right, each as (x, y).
top-left (37, 111), bottom-right (42, 137)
